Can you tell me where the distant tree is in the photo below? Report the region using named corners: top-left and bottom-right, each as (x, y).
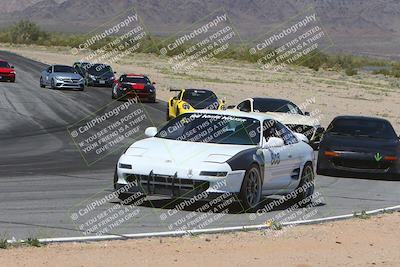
top-left (9, 20), bottom-right (48, 44)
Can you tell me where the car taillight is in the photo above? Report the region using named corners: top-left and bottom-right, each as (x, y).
top-left (384, 156), bottom-right (397, 161)
top-left (324, 151), bottom-right (340, 157)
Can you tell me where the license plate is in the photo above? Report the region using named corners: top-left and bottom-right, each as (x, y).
top-left (99, 80), bottom-right (106, 84)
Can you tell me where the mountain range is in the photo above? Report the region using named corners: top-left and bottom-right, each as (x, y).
top-left (0, 0), bottom-right (399, 58)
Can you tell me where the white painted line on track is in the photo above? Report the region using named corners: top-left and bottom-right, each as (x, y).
top-left (8, 204), bottom-right (400, 244)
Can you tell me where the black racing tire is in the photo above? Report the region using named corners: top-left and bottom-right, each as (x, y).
top-left (239, 164), bottom-right (262, 210)
top-left (292, 163), bottom-right (315, 206)
top-left (10, 78), bottom-right (15, 83)
top-left (40, 77), bottom-right (45, 88)
top-left (150, 95), bottom-right (156, 103)
top-left (50, 78), bottom-right (56, 89)
top-left (113, 167), bottom-right (118, 189)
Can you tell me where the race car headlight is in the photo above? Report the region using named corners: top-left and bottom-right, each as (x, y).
top-left (182, 103), bottom-right (191, 110)
top-left (199, 171), bottom-right (227, 177)
top-left (79, 78), bottom-right (84, 82)
top-left (10, 71), bottom-right (16, 74)
top-left (55, 76), bottom-right (63, 81)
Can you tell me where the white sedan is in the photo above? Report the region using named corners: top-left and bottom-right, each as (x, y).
top-left (114, 110), bottom-right (315, 209)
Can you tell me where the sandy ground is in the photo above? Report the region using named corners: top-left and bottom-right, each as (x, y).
top-left (0, 212), bottom-right (399, 266)
top-left (1, 43), bottom-right (399, 132)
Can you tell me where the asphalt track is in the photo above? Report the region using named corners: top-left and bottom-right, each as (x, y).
top-left (0, 50), bottom-right (399, 239)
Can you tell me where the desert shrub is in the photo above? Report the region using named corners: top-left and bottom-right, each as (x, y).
top-left (345, 68), bottom-right (358, 76)
top-left (8, 20), bottom-right (48, 44)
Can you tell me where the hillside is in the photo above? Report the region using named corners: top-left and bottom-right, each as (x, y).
top-left (0, 0), bottom-right (399, 58)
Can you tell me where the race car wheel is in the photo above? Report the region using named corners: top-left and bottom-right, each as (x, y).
top-left (113, 167), bottom-right (118, 189)
top-left (149, 95), bottom-right (156, 103)
top-left (10, 78), bottom-right (15, 83)
top-left (50, 78), bottom-right (56, 89)
top-left (240, 164), bottom-right (262, 210)
top-left (40, 77), bottom-right (45, 88)
top-left (292, 163), bottom-right (315, 206)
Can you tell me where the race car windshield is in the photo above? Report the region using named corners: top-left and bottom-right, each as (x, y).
top-left (156, 113), bottom-right (260, 145)
top-left (253, 99), bottom-right (303, 114)
top-left (0, 61), bottom-right (10, 68)
top-left (182, 90), bottom-right (217, 102)
top-left (121, 77), bottom-right (151, 84)
top-left (54, 65), bottom-right (76, 73)
top-left (327, 118), bottom-right (397, 139)
top-left (87, 64), bottom-right (113, 75)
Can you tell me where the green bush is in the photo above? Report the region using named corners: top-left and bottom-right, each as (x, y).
top-left (345, 68), bottom-right (358, 76)
top-left (8, 20), bottom-right (48, 44)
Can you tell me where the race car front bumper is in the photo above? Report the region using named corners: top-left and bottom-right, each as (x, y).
top-left (317, 150), bottom-right (400, 179)
top-left (89, 78), bottom-right (114, 87)
top-left (0, 72), bottom-right (15, 81)
top-left (54, 78), bottom-right (85, 89)
top-left (115, 158), bottom-right (246, 198)
top-left (121, 90), bottom-right (156, 100)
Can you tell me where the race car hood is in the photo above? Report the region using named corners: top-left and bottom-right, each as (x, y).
top-left (124, 137), bottom-right (256, 164)
top-left (265, 112), bottom-right (320, 126)
top-left (0, 67), bottom-right (14, 73)
top-left (89, 71), bottom-right (114, 79)
top-left (53, 72), bottom-right (82, 79)
top-left (185, 99), bottom-right (219, 110)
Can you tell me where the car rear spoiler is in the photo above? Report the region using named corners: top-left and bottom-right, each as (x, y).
top-left (169, 88), bottom-right (181, 92)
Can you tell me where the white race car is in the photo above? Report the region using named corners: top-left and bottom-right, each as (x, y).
top-left (229, 98), bottom-right (324, 149)
top-left (114, 110), bottom-right (315, 209)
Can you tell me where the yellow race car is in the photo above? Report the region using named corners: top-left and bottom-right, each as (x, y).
top-left (167, 89), bottom-right (225, 120)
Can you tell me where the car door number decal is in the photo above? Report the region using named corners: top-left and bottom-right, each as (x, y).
top-left (270, 151), bottom-right (280, 165)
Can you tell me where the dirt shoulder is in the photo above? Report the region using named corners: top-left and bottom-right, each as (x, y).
top-left (1, 43), bottom-right (399, 132)
top-left (0, 212), bottom-right (399, 267)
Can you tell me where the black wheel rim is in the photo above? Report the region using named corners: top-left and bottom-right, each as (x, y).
top-left (246, 168), bottom-right (260, 206)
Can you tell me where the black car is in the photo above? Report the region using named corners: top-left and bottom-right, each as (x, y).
top-left (73, 62), bottom-right (116, 87)
top-left (317, 116), bottom-right (400, 179)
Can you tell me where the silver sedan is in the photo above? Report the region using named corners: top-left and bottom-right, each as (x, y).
top-left (40, 65), bottom-right (85, 90)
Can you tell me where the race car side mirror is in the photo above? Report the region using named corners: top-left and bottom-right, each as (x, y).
top-left (113, 71), bottom-right (117, 74)
top-left (145, 127), bottom-right (158, 137)
top-left (263, 137), bottom-right (284, 148)
top-left (152, 82), bottom-right (156, 85)
top-left (11, 66), bottom-right (14, 69)
top-left (294, 132), bottom-right (309, 143)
